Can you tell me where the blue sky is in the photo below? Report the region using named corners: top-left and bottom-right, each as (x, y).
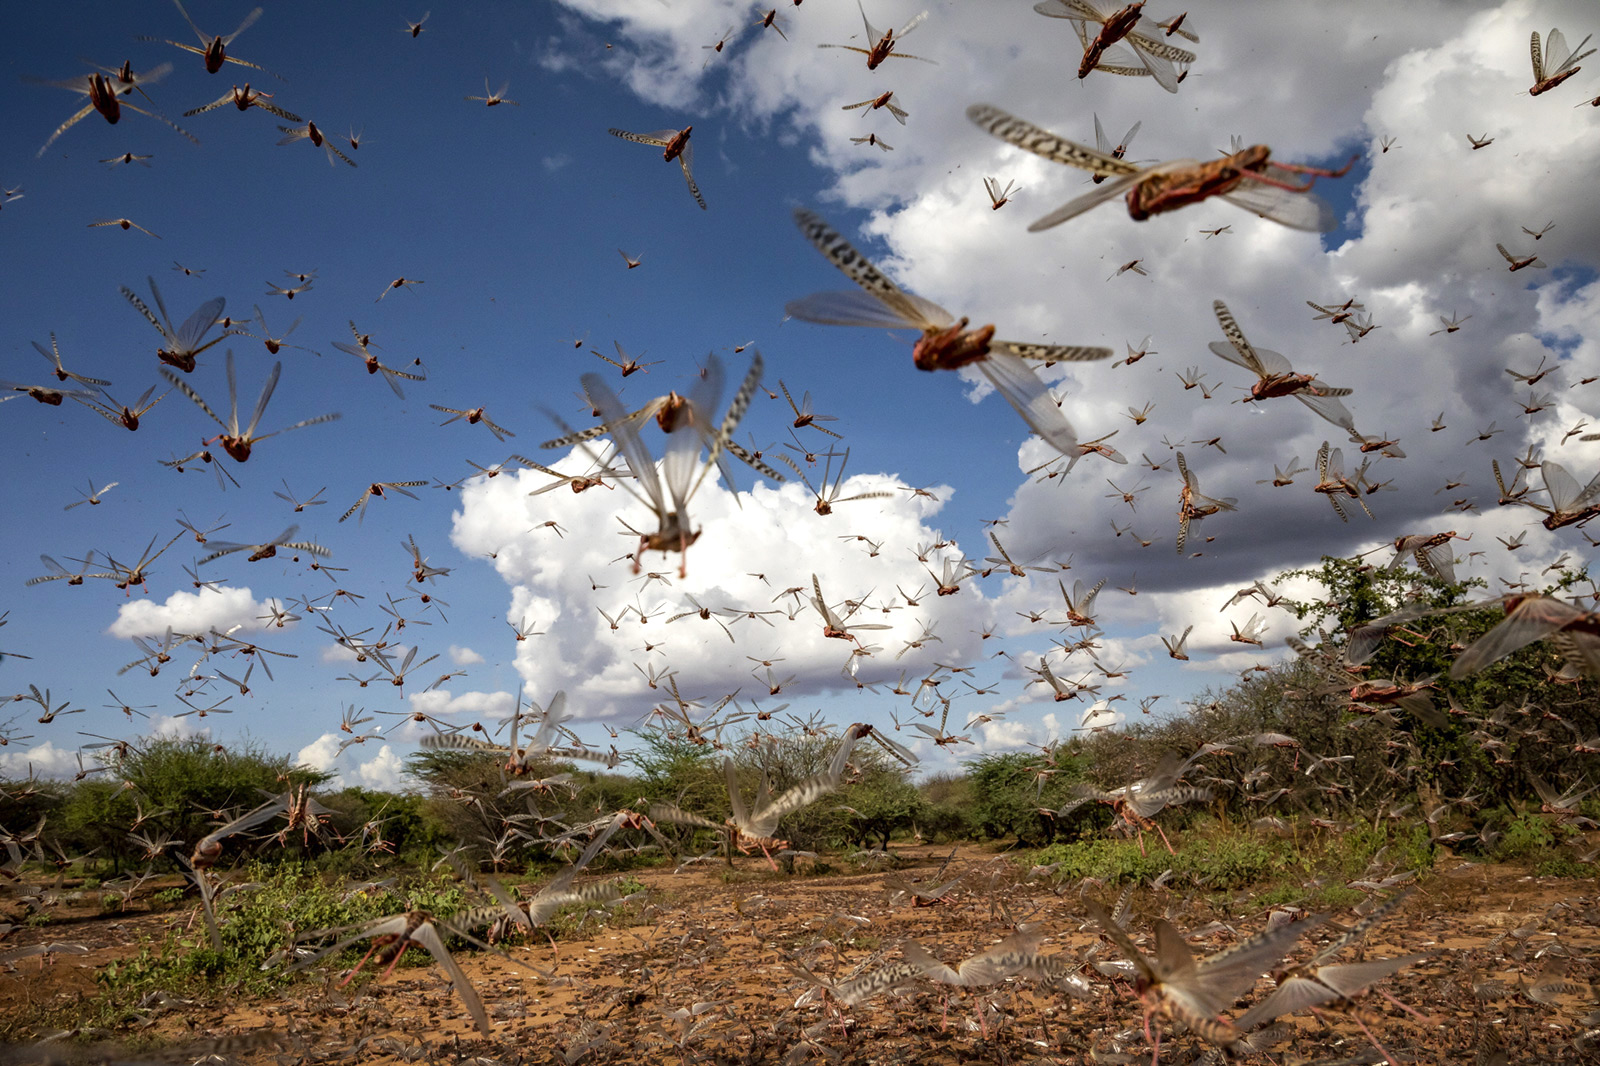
top-left (4, 0), bottom-right (1599, 786)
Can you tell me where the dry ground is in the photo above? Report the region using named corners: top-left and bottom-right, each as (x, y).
top-left (1, 844), bottom-right (1596, 1064)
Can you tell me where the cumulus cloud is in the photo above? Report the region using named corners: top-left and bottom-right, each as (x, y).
top-left (293, 734), bottom-right (406, 792)
top-left (147, 714), bottom-right (209, 740)
top-left (0, 740), bottom-right (81, 779)
top-left (448, 645), bottom-right (485, 666)
top-left (390, 689), bottom-right (520, 742)
top-left (974, 710), bottom-right (1066, 752)
top-left (297, 733), bottom-right (342, 774)
top-left (108, 587), bottom-right (280, 640)
top-left (355, 745), bottom-right (405, 790)
top-left (450, 450), bottom-right (993, 719)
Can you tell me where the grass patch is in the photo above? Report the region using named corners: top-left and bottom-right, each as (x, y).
top-left (1027, 820), bottom-right (1437, 900)
top-left (1030, 831), bottom-right (1299, 890)
top-left (92, 863), bottom-right (467, 1018)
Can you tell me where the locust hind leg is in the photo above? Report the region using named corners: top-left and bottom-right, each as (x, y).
top-left (1275, 154), bottom-right (1359, 179)
top-left (379, 938), bottom-right (414, 978)
top-left (1154, 822), bottom-right (1177, 855)
top-left (339, 936), bottom-right (396, 988)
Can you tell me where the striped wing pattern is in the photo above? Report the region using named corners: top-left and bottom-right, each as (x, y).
top-left (966, 104), bottom-right (1139, 176)
top-left (793, 208), bottom-right (923, 312)
top-left (998, 340), bottom-right (1114, 363)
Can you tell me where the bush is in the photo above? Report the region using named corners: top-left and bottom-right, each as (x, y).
top-left (1495, 813), bottom-right (1557, 862)
top-left (965, 750), bottom-right (1092, 846)
top-left (1533, 851), bottom-right (1590, 878)
top-left (1181, 831), bottom-right (1298, 889)
top-left (1030, 829), bottom-right (1297, 890)
top-left (1277, 557), bottom-right (1600, 817)
top-left (916, 773), bottom-right (972, 842)
top-left (917, 802), bottom-right (972, 843)
top-left (97, 863), bottom-right (466, 1003)
top-left (836, 771), bottom-right (921, 849)
top-left (91, 736), bottom-right (331, 870)
top-left (1029, 838), bottom-right (1171, 885)
top-left (406, 745), bottom-right (598, 868)
top-left (631, 730), bottom-right (726, 815)
top-left (722, 724), bottom-right (909, 851)
top-left (310, 787), bottom-right (456, 870)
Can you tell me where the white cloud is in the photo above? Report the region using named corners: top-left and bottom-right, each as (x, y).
top-left (399, 689), bottom-right (520, 741)
top-left (0, 740), bottom-right (80, 779)
top-left (974, 710), bottom-right (1064, 752)
top-left (450, 452), bottom-right (991, 719)
top-left (147, 714), bottom-right (209, 740)
top-left (355, 745), bottom-right (405, 790)
top-left (108, 587), bottom-right (279, 640)
top-left (448, 645), bottom-right (485, 666)
top-left (297, 733), bottom-right (342, 774)
top-left (290, 735), bottom-right (406, 792)
top-left (406, 688), bottom-right (517, 716)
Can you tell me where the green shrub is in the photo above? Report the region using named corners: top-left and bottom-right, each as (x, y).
top-left (1533, 852), bottom-right (1589, 878)
top-left (1312, 884), bottom-right (1366, 908)
top-left (1325, 821), bottom-right (1434, 880)
top-left (1496, 813), bottom-right (1557, 862)
top-left (917, 802), bottom-right (972, 843)
top-left (312, 787), bottom-right (455, 868)
top-left (966, 751), bottom-right (1079, 846)
top-left (1180, 832), bottom-right (1298, 888)
top-left (1029, 820), bottom-right (1424, 897)
top-left (62, 736), bottom-right (334, 872)
top-left (1028, 838), bottom-right (1171, 885)
top-left (97, 863), bottom-right (466, 1005)
top-left (835, 772), bottom-right (921, 849)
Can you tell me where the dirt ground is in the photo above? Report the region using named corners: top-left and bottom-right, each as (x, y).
top-left (1, 845), bottom-right (1597, 1065)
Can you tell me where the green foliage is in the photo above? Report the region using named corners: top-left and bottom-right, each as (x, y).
top-left (54, 779), bottom-right (138, 868)
top-left (724, 724), bottom-right (908, 851)
top-left (0, 776), bottom-right (68, 832)
top-left (312, 787), bottom-right (454, 868)
top-left (1189, 831), bottom-right (1300, 888)
top-left (1495, 813), bottom-right (1557, 861)
top-left (1324, 821), bottom-right (1435, 880)
top-left (631, 731), bottom-right (725, 811)
top-left (964, 750), bottom-right (1083, 846)
top-left (1029, 838), bottom-right (1171, 885)
top-left (1274, 556), bottom-right (1599, 816)
top-left (97, 863), bottom-right (466, 1005)
top-left (1532, 851), bottom-right (1590, 877)
top-left (405, 744), bottom-right (599, 867)
top-left (1027, 815), bottom-right (1439, 903)
top-left (1391, 822), bottom-right (1438, 873)
top-left (1313, 884), bottom-right (1367, 908)
top-left (835, 771), bottom-right (921, 849)
top-left (914, 772), bottom-right (972, 842)
top-left (1277, 554), bottom-right (1477, 638)
top-left (1031, 829), bottom-right (1299, 890)
top-left (71, 736), bottom-right (331, 870)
